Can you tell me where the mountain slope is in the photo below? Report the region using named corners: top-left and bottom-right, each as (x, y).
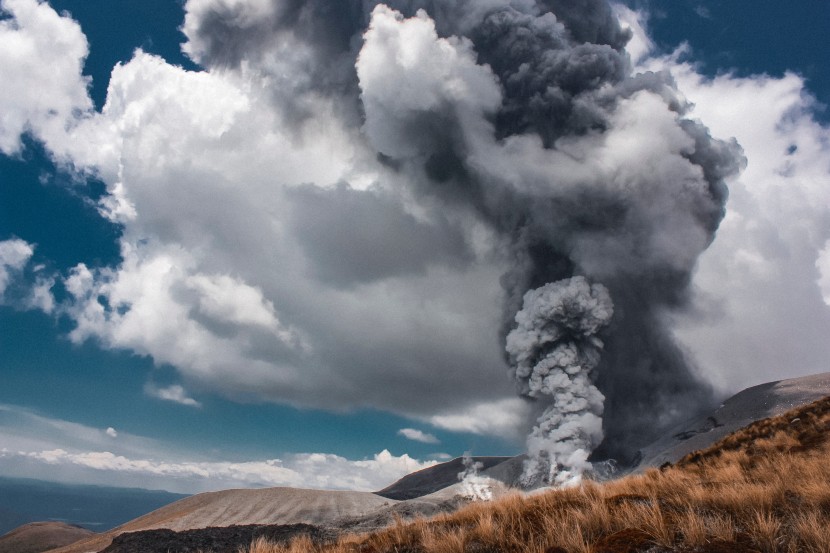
top-left (48, 488), bottom-right (395, 553)
top-left (376, 456), bottom-right (510, 500)
top-left (0, 522), bottom-right (93, 553)
top-left (634, 371), bottom-right (830, 469)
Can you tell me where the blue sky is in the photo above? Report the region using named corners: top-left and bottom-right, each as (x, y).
top-left (1, 0), bottom-right (829, 493)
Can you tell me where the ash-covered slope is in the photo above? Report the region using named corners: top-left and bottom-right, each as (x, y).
top-left (0, 522), bottom-right (93, 553)
top-left (47, 488), bottom-right (394, 553)
top-left (633, 372), bottom-right (830, 470)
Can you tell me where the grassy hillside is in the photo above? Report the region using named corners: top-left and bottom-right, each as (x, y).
top-left (251, 395), bottom-right (830, 553)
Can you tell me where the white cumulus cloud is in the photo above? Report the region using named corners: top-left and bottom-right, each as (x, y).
top-left (145, 384), bottom-right (202, 408)
top-left (427, 397), bottom-right (531, 437)
top-left (0, 404), bottom-right (434, 493)
top-left (13, 448), bottom-right (432, 492)
top-left (641, 56), bottom-right (830, 392)
top-left (0, 238), bottom-right (33, 297)
top-left (397, 428), bottom-right (440, 444)
top-left (0, 0), bottom-right (91, 156)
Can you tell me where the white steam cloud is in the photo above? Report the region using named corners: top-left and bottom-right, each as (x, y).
top-left (457, 453), bottom-right (494, 501)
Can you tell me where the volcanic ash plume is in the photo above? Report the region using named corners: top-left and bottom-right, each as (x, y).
top-left (13, 0), bottom-right (744, 489)
top-left (506, 277), bottom-right (613, 486)
top-left (354, 0), bottom-right (742, 481)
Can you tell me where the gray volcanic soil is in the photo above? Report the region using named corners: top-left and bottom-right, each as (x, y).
top-left (0, 522), bottom-right (94, 553)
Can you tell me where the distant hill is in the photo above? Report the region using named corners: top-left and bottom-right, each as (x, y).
top-left (0, 477), bottom-right (188, 534)
top-left (0, 522), bottom-right (93, 553)
top-left (46, 487), bottom-right (401, 553)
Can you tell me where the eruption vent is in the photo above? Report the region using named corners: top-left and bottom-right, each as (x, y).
top-left (457, 454), bottom-right (495, 501)
top-left (506, 276), bottom-right (613, 486)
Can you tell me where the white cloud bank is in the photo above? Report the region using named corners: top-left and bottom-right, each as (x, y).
top-left (0, 404), bottom-right (434, 493)
top-left (671, 66), bottom-right (830, 391)
top-left (1, 0), bottom-right (829, 447)
top-left (6, 448), bottom-right (428, 493)
top-left (0, 0), bottom-right (91, 156)
top-left (0, 0), bottom-right (513, 435)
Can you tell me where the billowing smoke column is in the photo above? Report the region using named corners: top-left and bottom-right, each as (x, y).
top-left (354, 0), bottom-right (742, 476)
top-left (506, 277), bottom-right (613, 486)
top-left (183, 0), bottom-right (744, 481)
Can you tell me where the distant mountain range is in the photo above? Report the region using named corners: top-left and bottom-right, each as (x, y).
top-left (0, 477), bottom-right (188, 535)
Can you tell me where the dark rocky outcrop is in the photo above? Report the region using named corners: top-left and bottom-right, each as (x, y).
top-left (98, 524), bottom-right (335, 553)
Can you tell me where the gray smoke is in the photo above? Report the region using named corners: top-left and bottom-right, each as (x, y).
top-left (457, 453), bottom-right (495, 500)
top-left (505, 276), bottom-right (612, 485)
top-left (182, 0), bottom-right (744, 479)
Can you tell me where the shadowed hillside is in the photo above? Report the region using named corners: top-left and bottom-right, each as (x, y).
top-left (249, 394), bottom-right (830, 553)
top-left (376, 457), bottom-right (511, 500)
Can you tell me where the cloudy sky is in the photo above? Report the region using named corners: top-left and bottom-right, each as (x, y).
top-left (0, 0), bottom-right (828, 494)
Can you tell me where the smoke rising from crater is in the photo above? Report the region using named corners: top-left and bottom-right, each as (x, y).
top-left (506, 277), bottom-right (612, 485)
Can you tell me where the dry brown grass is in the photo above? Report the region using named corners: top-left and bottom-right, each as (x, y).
top-left (246, 396), bottom-right (830, 553)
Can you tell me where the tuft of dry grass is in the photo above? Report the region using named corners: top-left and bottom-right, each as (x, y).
top-left (245, 395), bottom-right (830, 553)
